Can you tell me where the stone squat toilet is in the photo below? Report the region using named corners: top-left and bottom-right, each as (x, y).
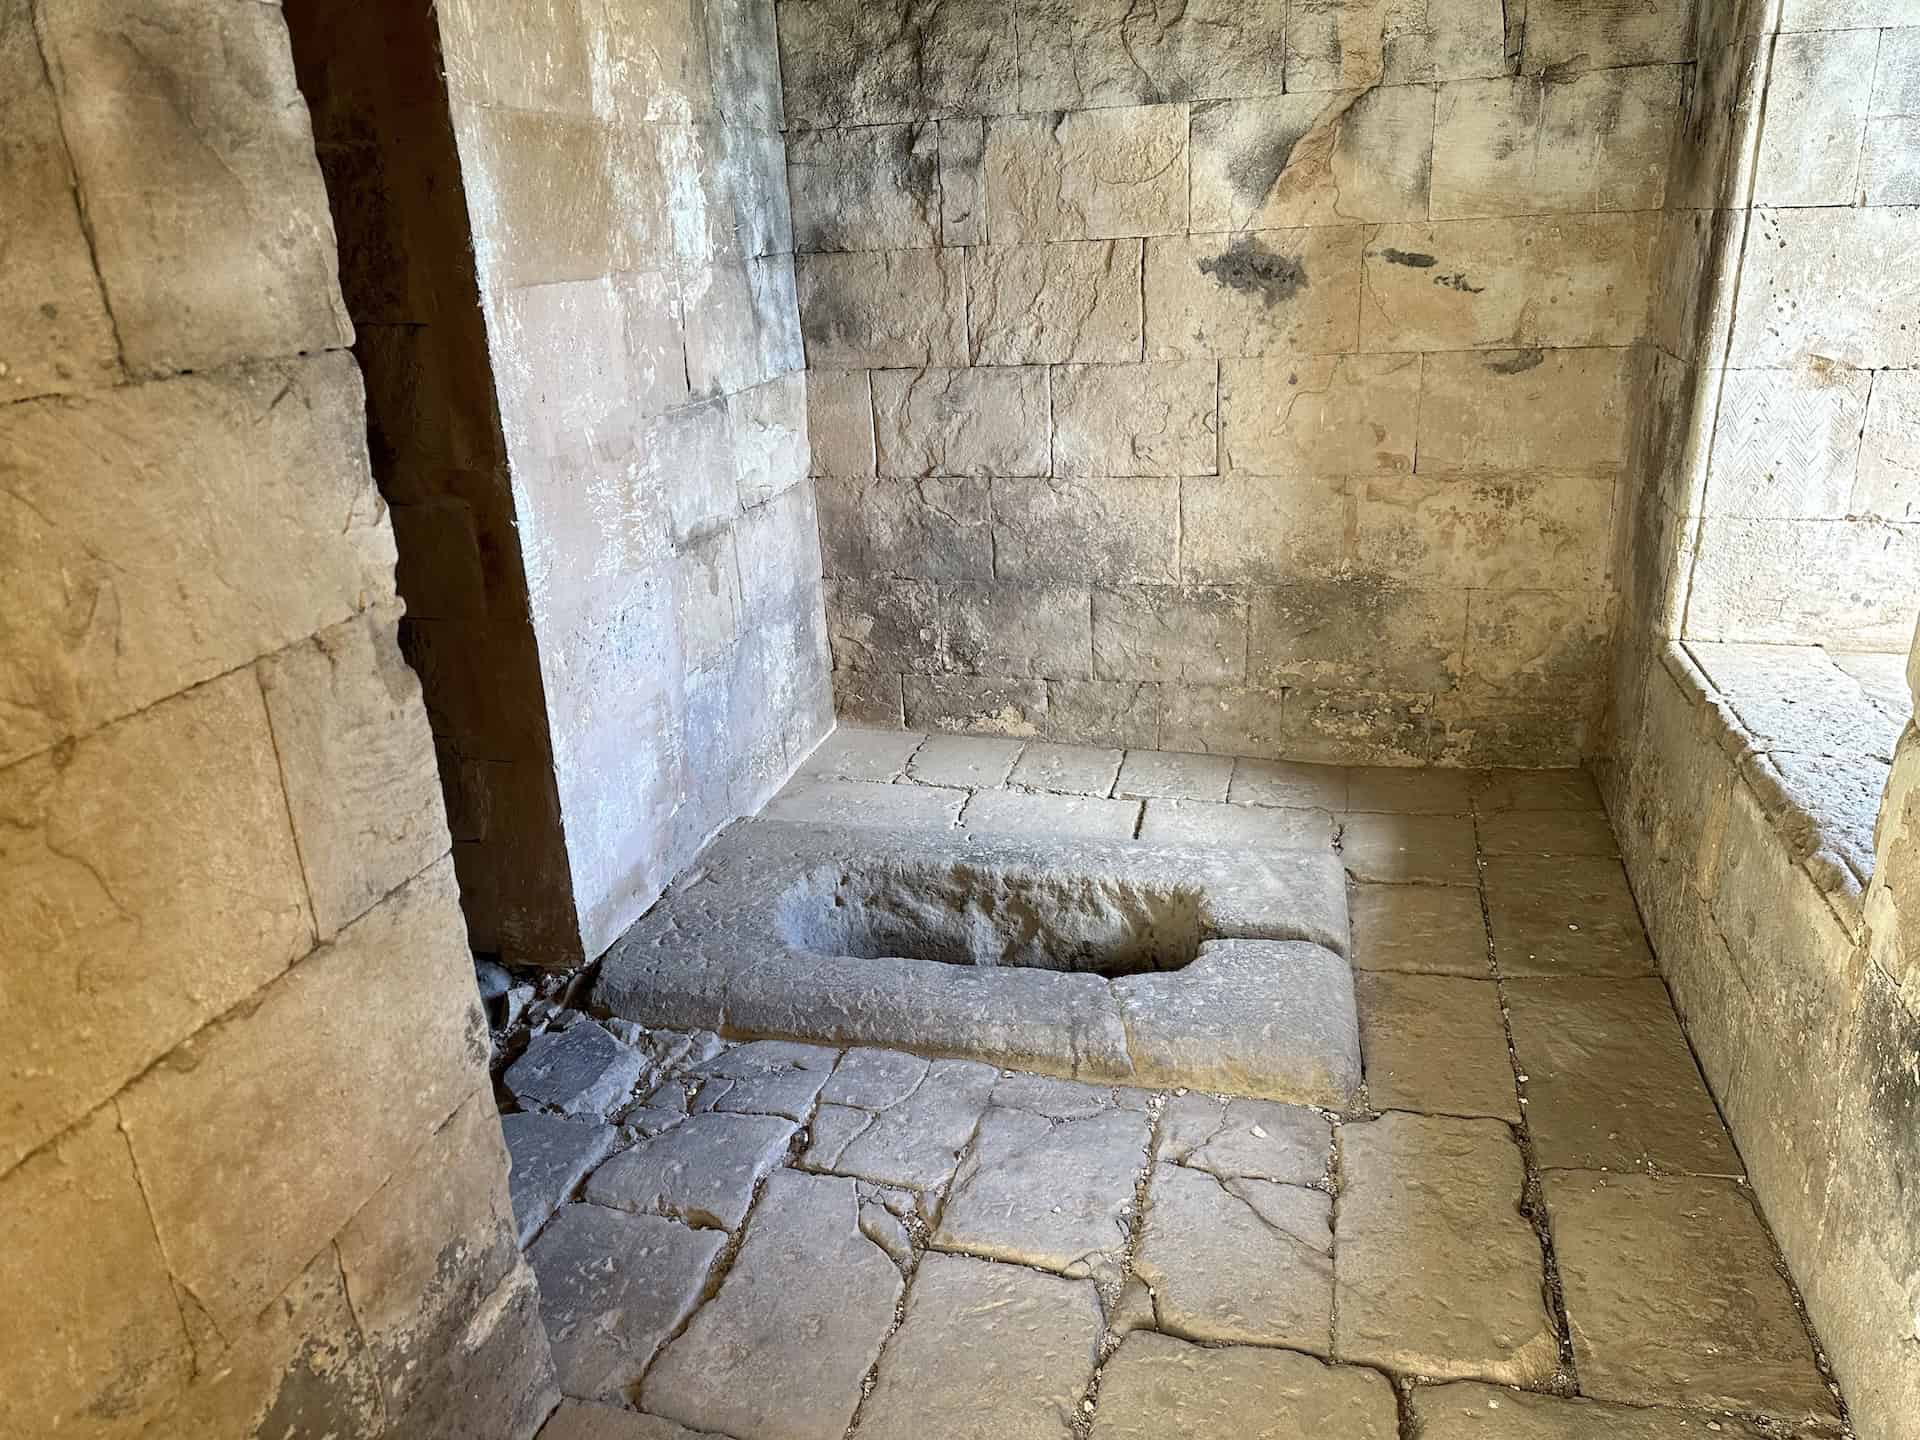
top-left (592, 819), bottom-right (1361, 1108)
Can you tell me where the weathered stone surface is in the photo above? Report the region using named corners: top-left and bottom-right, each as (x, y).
top-left (1351, 471), bottom-right (1616, 591)
top-left (1348, 766), bottom-right (1475, 812)
top-left (776, 0), bottom-right (1020, 126)
top-left (1223, 352), bottom-right (1419, 475)
top-left (942, 583), bottom-right (1094, 677)
top-left (1251, 580), bottom-right (1466, 693)
top-left (1478, 808), bottom-right (1618, 856)
top-left (1229, 758), bottom-right (1349, 809)
top-left (502, 1113), bottom-right (620, 1245)
top-left (1146, 226), bottom-right (1366, 357)
top-left (960, 788), bottom-right (1144, 839)
top-left (797, 248), bottom-right (967, 367)
top-left (934, 1105), bottom-right (1150, 1283)
top-left (1752, 31), bottom-right (1876, 207)
top-left (1052, 360), bottom-right (1217, 476)
top-left (1413, 1380), bottom-right (1775, 1440)
top-left (645, 1169), bottom-right (904, 1440)
top-left (1135, 1161), bottom-right (1333, 1347)
top-left (787, 122), bottom-right (938, 251)
top-left (805, 1051), bottom-right (996, 1190)
top-left (1356, 972), bottom-right (1518, 1119)
top-left (765, 775), bottom-right (966, 829)
top-left (1335, 1112), bottom-right (1558, 1384)
top-left (1474, 767), bottom-right (1602, 812)
top-left (968, 240), bottom-right (1144, 365)
top-left (506, 1023), bottom-right (649, 1119)
top-left (853, 1252), bottom-right (1102, 1440)
top-left (1091, 1332), bottom-right (1398, 1439)
top-left (1521, 0), bottom-right (1695, 70)
top-left (1113, 939), bottom-right (1363, 1105)
top-left (528, 1203), bottom-right (722, 1402)
top-left (583, 1112), bottom-right (797, 1229)
top-left (995, 480), bottom-right (1180, 585)
top-left (1139, 798), bottom-right (1334, 849)
top-left (118, 858), bottom-right (484, 1338)
top-left (940, 117), bottom-right (987, 244)
top-left (1418, 348), bottom-right (1633, 472)
top-left (1485, 855), bottom-right (1657, 976)
top-left (800, 726), bottom-right (924, 783)
top-left (1191, 88), bottom-right (1433, 231)
top-left (805, 368), bottom-right (875, 478)
top-left (1009, 741), bottom-right (1123, 796)
top-left (993, 1072), bottom-right (1154, 1118)
top-left (907, 734), bottom-right (1023, 787)
top-left (1046, 678), bottom-right (1161, 748)
top-left (1018, 0), bottom-right (1288, 109)
top-left (1341, 813), bottom-right (1478, 884)
top-left (540, 1401), bottom-right (720, 1440)
top-left (1728, 207), bottom-right (1920, 370)
top-left (1090, 584), bottom-right (1247, 683)
top-left (984, 104), bottom-right (1188, 242)
top-left (873, 365), bottom-right (1050, 477)
top-left (1550, 1173), bottom-right (1839, 1421)
top-left (1687, 515), bottom-right (1920, 650)
top-left (1176, 476), bottom-right (1345, 588)
top-left (1506, 978), bottom-right (1738, 1174)
top-left (1158, 1091), bottom-right (1327, 1180)
top-left (386, 1257), bottom-right (559, 1440)
top-left (1117, 749), bottom-right (1236, 800)
top-left (728, 372), bottom-right (809, 508)
top-left (820, 476), bottom-right (994, 580)
top-left (1350, 882), bottom-right (1491, 975)
top-left (1855, 367), bottom-right (1920, 520)
top-left (906, 673), bottom-right (1050, 736)
top-left (682, 249), bottom-right (803, 397)
top-left (1361, 214), bottom-right (1658, 351)
top-left (690, 1038), bottom-right (840, 1120)
top-left (37, 0), bottom-right (352, 375)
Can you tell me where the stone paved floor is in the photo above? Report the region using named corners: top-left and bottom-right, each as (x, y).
top-left (506, 733), bottom-right (1851, 1440)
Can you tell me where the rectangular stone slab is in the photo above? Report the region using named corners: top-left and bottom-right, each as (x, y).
top-left (593, 819), bottom-right (1354, 1104)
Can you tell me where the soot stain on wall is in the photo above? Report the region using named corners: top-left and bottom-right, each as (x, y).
top-left (1198, 240), bottom-right (1307, 306)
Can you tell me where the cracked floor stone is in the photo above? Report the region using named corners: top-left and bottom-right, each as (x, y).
top-left (1154, 1090), bottom-right (1331, 1183)
top-left (803, 1050), bottom-right (997, 1191)
top-left (501, 1113), bottom-right (619, 1245)
top-left (582, 1112), bottom-right (797, 1230)
top-left (1410, 1380), bottom-right (1777, 1440)
top-left (1090, 1332), bottom-right (1399, 1438)
top-left (504, 1023), bottom-right (649, 1119)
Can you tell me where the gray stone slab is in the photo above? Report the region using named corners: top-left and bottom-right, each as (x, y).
top-left (1334, 1113), bottom-right (1558, 1385)
top-left (852, 1252), bottom-right (1101, 1440)
top-left (1478, 809), bottom-right (1619, 857)
top-left (1349, 882), bottom-right (1491, 975)
top-left (907, 734), bottom-right (1024, 788)
top-left (933, 1105), bottom-right (1151, 1284)
top-left (1356, 973), bottom-right (1519, 1120)
top-left (763, 777), bottom-right (966, 830)
top-left (1008, 742), bottom-right (1123, 796)
top-left (1090, 1332), bottom-right (1398, 1440)
top-left (1116, 750), bottom-right (1235, 801)
top-left (538, 1401), bottom-right (723, 1440)
top-left (991, 1072), bottom-right (1154, 1119)
top-left (959, 788), bottom-right (1142, 839)
top-left (1348, 767), bottom-right (1477, 813)
top-left (1549, 1173), bottom-right (1839, 1424)
top-left (1112, 939), bottom-right (1362, 1107)
top-left (1155, 1091), bottom-right (1330, 1184)
top-left (1485, 855), bottom-right (1656, 977)
top-left (504, 1024), bottom-right (649, 1119)
top-left (688, 1039), bottom-right (839, 1121)
top-left (1134, 1162), bottom-right (1332, 1348)
top-left (643, 1170), bottom-right (904, 1440)
top-left (1411, 1381), bottom-right (1776, 1440)
top-left (1506, 978), bottom-right (1740, 1175)
top-left (528, 1205), bottom-right (723, 1402)
top-left (501, 1113), bottom-right (619, 1246)
top-left (800, 727), bottom-right (926, 783)
top-left (1229, 758), bottom-right (1349, 810)
top-left (1341, 813), bottom-right (1480, 884)
top-left (582, 1113), bottom-right (797, 1230)
top-left (1139, 798), bottom-right (1334, 849)
top-left (1472, 768), bottom-right (1603, 812)
top-left (803, 1054), bottom-right (997, 1190)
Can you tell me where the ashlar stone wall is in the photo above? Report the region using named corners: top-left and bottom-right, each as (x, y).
top-left (0, 0), bottom-right (554, 1434)
top-left (786, 0), bottom-right (1692, 765)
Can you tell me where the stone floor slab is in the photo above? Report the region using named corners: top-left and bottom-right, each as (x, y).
top-left (1478, 809), bottom-right (1619, 857)
top-left (1009, 741), bottom-right (1123, 796)
top-left (1411, 1380), bottom-right (1775, 1440)
top-left (852, 1252), bottom-right (1101, 1440)
top-left (933, 1105), bottom-right (1150, 1284)
top-left (501, 1113), bottom-right (619, 1245)
top-left (1133, 1162), bottom-right (1332, 1349)
top-left (1348, 767), bottom-right (1476, 814)
top-left (991, 1072), bottom-right (1154, 1118)
top-left (538, 1401), bottom-right (724, 1439)
top-left (643, 1170), bottom-right (904, 1440)
top-left (1485, 855), bottom-right (1656, 976)
top-left (800, 727), bottom-right (926, 783)
top-left (688, 1039), bottom-right (839, 1121)
top-left (528, 1205), bottom-right (723, 1402)
top-left (1341, 813), bottom-right (1479, 884)
top-left (1139, 798), bottom-right (1334, 849)
top-left (959, 787), bottom-right (1142, 838)
top-left (1155, 1091), bottom-right (1329, 1184)
top-left (1116, 749), bottom-right (1235, 800)
top-left (1229, 757), bottom-right (1350, 809)
top-left (804, 1055), bottom-right (998, 1190)
top-left (1506, 978), bottom-right (1740, 1175)
top-left (1548, 1172), bottom-right (1838, 1423)
top-left (1334, 1112), bottom-right (1558, 1385)
top-left (582, 1113), bottom-right (797, 1230)
top-left (1349, 883), bottom-right (1491, 975)
top-left (1472, 768), bottom-right (1604, 812)
top-left (1090, 1332), bottom-right (1398, 1440)
top-left (1356, 973), bottom-right (1518, 1120)
top-left (504, 1023), bottom-right (649, 1119)
top-left (763, 777), bottom-right (966, 830)
top-left (908, 734), bottom-right (1025, 788)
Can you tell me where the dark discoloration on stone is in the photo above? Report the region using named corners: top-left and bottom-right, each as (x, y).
top-left (1197, 239), bottom-right (1307, 308)
top-left (1436, 271), bottom-right (1486, 294)
top-left (1219, 106), bottom-right (1313, 211)
top-left (1486, 349), bottom-right (1545, 375)
top-left (1380, 248), bottom-right (1437, 268)
top-left (258, 1333), bottom-right (382, 1439)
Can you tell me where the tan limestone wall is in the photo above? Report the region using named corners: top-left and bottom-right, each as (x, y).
top-left (435, 0), bottom-right (833, 964)
top-left (0, 0), bottom-right (554, 1433)
top-left (783, 0), bottom-right (1692, 765)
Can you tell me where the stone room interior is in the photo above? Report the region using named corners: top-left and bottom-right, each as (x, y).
top-left (4, 0), bottom-right (1919, 1437)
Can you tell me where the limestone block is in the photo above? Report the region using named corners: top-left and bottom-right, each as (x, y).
top-left (0, 1106), bottom-right (190, 1437)
top-left (451, 106), bottom-right (625, 291)
top-left (1180, 473), bottom-right (1350, 585)
top-left (994, 478), bottom-right (1179, 584)
top-left (1479, 808), bottom-right (1618, 856)
top-left (1222, 353), bottom-right (1419, 475)
top-left (776, 0), bottom-right (1019, 126)
top-left (1295, 0), bottom-right (1508, 91)
top-left (834, 670), bottom-right (905, 727)
top-left (968, 240), bottom-right (1144, 365)
top-left (1230, 758), bottom-right (1349, 808)
top-left (805, 1053), bottom-right (995, 1189)
top-left (943, 583), bottom-right (1093, 679)
top-left (1414, 1382), bottom-right (1777, 1440)
top-left (0, 6), bottom-right (118, 402)
top-left (578, 0), bottom-right (714, 127)
top-left (505, 1022), bottom-right (650, 1118)
top-left (1352, 472), bottom-right (1614, 590)
top-left (1703, 363), bottom-right (1870, 518)
top-left (1190, 88), bottom-right (1433, 232)
top-left (1053, 360), bottom-right (1217, 476)
top-left (1862, 113), bottom-right (1920, 203)
top-left (1350, 765), bottom-right (1475, 812)
top-left (1686, 517), bottom-right (1920, 649)
top-left (1147, 226), bottom-right (1366, 357)
top-left (674, 121), bottom-right (793, 262)
top-left (1282, 688), bottom-right (1440, 765)
top-left (1856, 368), bottom-right (1920, 519)
top-left (644, 1170), bottom-right (904, 1440)
top-left (0, 356), bottom-right (395, 763)
top-left (1350, 883), bottom-right (1491, 974)
top-left (873, 365), bottom-right (1050, 477)
top-left (1047, 679), bottom-right (1160, 747)
top-left (543, 1402), bottom-right (720, 1440)
top-left (649, 400), bottom-right (739, 544)
top-left (765, 775), bottom-right (965, 830)
top-left (684, 249), bottom-right (802, 396)
top-left (385, 1258), bottom-right (558, 1440)
top-left (734, 478), bottom-right (824, 613)
top-left (1418, 348), bottom-right (1632, 472)
top-left (1356, 973), bottom-right (1518, 1119)
top-left (1521, 0), bottom-right (1696, 70)
top-left (437, 0), bottom-right (594, 113)
top-left (117, 858), bottom-right (486, 1338)
top-left (1008, 741), bottom-right (1123, 796)
top-left (1139, 797), bottom-right (1335, 848)
top-left (825, 576), bottom-right (942, 671)
top-left (728, 371), bottom-right (809, 506)
top-left (805, 368), bottom-right (875, 477)
top-left (854, 1252), bottom-right (1102, 1439)
top-left (905, 674), bottom-right (1050, 736)
top-left (1728, 207), bottom-right (1920, 370)
top-left (1093, 1333), bottom-right (1397, 1439)
top-left (1463, 588), bottom-right (1611, 697)
top-left (1342, 812), bottom-right (1479, 884)
top-left (1754, 30), bottom-right (1877, 206)
top-left (787, 122), bottom-right (938, 251)
top-left (797, 248), bottom-right (967, 367)
top-left (1117, 750), bottom-right (1236, 800)
top-left (939, 118), bottom-right (987, 244)
top-left (586, 1112), bottom-right (798, 1228)
top-left (1361, 214), bottom-right (1658, 350)
top-left (1334, 1113), bottom-right (1558, 1383)
top-left (961, 788), bottom-right (1143, 839)
top-left (985, 104), bottom-right (1188, 243)
top-left (1432, 65), bottom-right (1681, 218)
top-left (1250, 580), bottom-right (1466, 691)
top-left (904, 734), bottom-right (1018, 787)
top-left (1549, 1173), bottom-right (1839, 1421)
top-left (704, 0), bottom-right (783, 125)
top-left (1156, 683), bottom-right (1291, 757)
top-left (1018, 0), bottom-right (1288, 110)
top-left (0, 674), bottom-right (311, 1169)
top-left (37, 0), bottom-right (351, 375)
top-left (820, 475), bottom-right (992, 582)
top-left (1484, 854), bottom-right (1656, 975)
top-left (501, 1113), bottom-right (618, 1244)
top-left (1093, 586), bottom-right (1248, 684)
